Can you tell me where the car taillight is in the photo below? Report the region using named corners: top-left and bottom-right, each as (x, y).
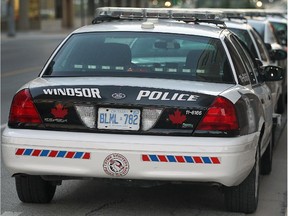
top-left (9, 89), bottom-right (42, 124)
top-left (196, 96), bottom-right (238, 131)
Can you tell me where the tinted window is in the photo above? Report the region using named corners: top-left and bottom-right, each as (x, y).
top-left (230, 35), bottom-right (258, 85)
top-left (270, 21), bottom-right (287, 46)
top-left (229, 28), bottom-right (257, 58)
top-left (224, 37), bottom-right (251, 85)
top-left (44, 32), bottom-right (234, 84)
top-left (250, 29), bottom-right (269, 62)
top-left (231, 34), bottom-right (258, 84)
top-left (248, 20), bottom-right (278, 44)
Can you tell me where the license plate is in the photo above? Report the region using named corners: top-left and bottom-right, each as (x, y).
top-left (97, 108), bottom-right (140, 130)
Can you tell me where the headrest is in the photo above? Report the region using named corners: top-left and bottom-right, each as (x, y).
top-left (97, 43), bottom-right (132, 66)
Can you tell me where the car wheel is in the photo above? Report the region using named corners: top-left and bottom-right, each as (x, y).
top-left (272, 123), bottom-right (276, 148)
top-left (224, 145), bottom-right (260, 213)
top-left (261, 137), bottom-right (273, 175)
top-left (276, 93), bottom-right (286, 114)
top-left (15, 175), bottom-right (56, 203)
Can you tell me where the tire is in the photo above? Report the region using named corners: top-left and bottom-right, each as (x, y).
top-left (276, 93), bottom-right (286, 114)
top-left (224, 146), bottom-right (260, 213)
top-left (15, 175), bottom-right (56, 203)
top-left (261, 137), bottom-right (273, 175)
top-left (272, 123), bottom-right (276, 148)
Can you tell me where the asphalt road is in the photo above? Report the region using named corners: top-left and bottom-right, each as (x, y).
top-left (1, 32), bottom-right (287, 216)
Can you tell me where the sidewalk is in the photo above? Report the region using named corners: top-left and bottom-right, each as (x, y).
top-left (1, 29), bottom-right (73, 42)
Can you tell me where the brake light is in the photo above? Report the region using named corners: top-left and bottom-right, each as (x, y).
top-left (9, 89), bottom-right (42, 124)
top-left (196, 96), bottom-right (238, 131)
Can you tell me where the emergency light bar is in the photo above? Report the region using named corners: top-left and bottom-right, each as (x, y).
top-left (199, 8), bottom-right (286, 19)
top-left (94, 7), bottom-right (224, 21)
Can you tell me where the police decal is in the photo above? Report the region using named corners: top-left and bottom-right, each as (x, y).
top-left (136, 90), bottom-right (199, 101)
top-left (43, 88), bottom-right (101, 98)
top-left (103, 153), bottom-right (129, 177)
top-left (44, 103), bottom-right (68, 123)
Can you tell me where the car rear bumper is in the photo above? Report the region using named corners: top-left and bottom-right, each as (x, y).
top-left (2, 128), bottom-right (259, 187)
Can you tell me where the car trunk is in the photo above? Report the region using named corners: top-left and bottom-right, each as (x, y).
top-left (24, 77), bottom-right (233, 136)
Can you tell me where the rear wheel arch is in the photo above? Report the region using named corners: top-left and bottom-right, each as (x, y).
top-left (224, 128), bottom-right (262, 213)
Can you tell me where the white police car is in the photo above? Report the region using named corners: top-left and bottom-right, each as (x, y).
top-left (224, 19), bottom-right (286, 114)
top-left (2, 7), bottom-right (284, 214)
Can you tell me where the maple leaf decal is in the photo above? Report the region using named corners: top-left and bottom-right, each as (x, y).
top-left (169, 109), bottom-right (186, 124)
top-left (51, 104), bottom-right (68, 118)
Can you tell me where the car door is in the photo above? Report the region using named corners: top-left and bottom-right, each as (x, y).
top-left (225, 34), bottom-right (273, 152)
top-left (250, 28), bottom-right (282, 112)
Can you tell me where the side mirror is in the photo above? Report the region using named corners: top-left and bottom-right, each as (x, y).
top-left (262, 66), bottom-right (283, 81)
top-left (270, 49), bottom-right (287, 61)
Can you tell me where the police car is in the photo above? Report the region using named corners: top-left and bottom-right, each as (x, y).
top-left (224, 19), bottom-right (286, 114)
top-left (2, 7), bottom-right (284, 213)
top-left (247, 16), bottom-right (287, 113)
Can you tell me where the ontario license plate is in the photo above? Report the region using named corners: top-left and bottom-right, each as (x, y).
top-left (97, 108), bottom-right (140, 130)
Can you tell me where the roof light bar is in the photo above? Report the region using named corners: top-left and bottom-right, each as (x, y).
top-left (200, 8), bottom-right (286, 19)
top-left (94, 7), bottom-right (225, 21)
top-left (96, 7), bottom-right (144, 19)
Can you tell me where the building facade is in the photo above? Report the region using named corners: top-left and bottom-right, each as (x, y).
top-left (1, 0), bottom-right (150, 32)
top-left (2, 0), bottom-right (286, 33)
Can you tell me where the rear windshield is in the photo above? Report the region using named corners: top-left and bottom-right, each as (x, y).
top-left (43, 32), bottom-right (234, 84)
top-left (270, 21), bottom-right (287, 46)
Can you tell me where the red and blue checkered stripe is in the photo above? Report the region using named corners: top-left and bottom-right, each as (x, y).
top-left (142, 154), bottom-right (220, 164)
top-left (15, 148), bottom-right (90, 159)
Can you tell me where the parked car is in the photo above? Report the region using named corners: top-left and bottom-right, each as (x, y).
top-left (2, 7), bottom-right (284, 214)
top-left (247, 17), bottom-right (287, 113)
top-left (244, 9), bottom-right (287, 49)
top-left (267, 16), bottom-right (287, 49)
top-left (224, 18), bottom-right (286, 113)
top-left (203, 8), bottom-right (287, 113)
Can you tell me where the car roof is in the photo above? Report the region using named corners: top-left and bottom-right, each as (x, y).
top-left (224, 20), bottom-right (253, 31)
top-left (72, 19), bottom-right (226, 39)
top-left (266, 16), bottom-right (287, 24)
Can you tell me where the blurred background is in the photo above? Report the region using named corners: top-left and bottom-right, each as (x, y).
top-left (1, 0), bottom-right (287, 35)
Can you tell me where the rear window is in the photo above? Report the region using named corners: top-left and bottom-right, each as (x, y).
top-left (270, 21), bottom-right (287, 46)
top-left (43, 32), bottom-right (234, 84)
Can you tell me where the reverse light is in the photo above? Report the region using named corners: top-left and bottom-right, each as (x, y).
top-left (9, 89), bottom-right (42, 124)
top-left (196, 96), bottom-right (238, 131)
top-left (142, 108), bottom-right (163, 131)
top-left (75, 105), bottom-right (96, 128)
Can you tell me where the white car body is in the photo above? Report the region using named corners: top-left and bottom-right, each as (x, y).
top-left (2, 77), bottom-right (268, 187)
top-left (2, 7), bottom-right (282, 213)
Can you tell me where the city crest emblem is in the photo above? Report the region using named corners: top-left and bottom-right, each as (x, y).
top-left (103, 153), bottom-right (129, 177)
